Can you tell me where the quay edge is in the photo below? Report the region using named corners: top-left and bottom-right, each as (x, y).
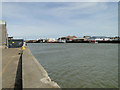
top-left (22, 47), bottom-right (60, 88)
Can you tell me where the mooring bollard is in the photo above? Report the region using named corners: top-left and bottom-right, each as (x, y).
top-left (22, 46), bottom-right (25, 50)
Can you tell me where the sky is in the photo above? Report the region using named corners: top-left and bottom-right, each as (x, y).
top-left (2, 2), bottom-right (118, 40)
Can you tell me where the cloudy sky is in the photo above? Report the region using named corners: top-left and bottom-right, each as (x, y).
top-left (2, 2), bottom-right (118, 39)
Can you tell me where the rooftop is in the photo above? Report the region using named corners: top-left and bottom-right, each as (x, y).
top-left (0, 20), bottom-right (6, 25)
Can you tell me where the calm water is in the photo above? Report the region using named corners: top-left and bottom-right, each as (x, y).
top-left (28, 43), bottom-right (118, 88)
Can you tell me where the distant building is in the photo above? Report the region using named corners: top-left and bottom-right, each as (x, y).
top-left (47, 38), bottom-right (56, 42)
top-left (37, 39), bottom-right (46, 43)
top-left (88, 36), bottom-right (110, 42)
top-left (8, 37), bottom-right (13, 40)
top-left (58, 35), bottom-right (77, 42)
top-left (114, 36), bottom-right (120, 41)
top-left (67, 35), bottom-right (77, 41)
top-left (72, 37), bottom-right (88, 42)
top-left (26, 40), bottom-right (37, 43)
top-left (83, 36), bottom-right (91, 39)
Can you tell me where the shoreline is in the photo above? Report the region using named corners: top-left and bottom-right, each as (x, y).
top-left (26, 40), bottom-right (120, 44)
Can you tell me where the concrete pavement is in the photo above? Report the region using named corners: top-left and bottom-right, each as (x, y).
top-left (2, 47), bottom-right (60, 88)
top-left (22, 47), bottom-right (60, 88)
top-left (2, 48), bottom-right (21, 88)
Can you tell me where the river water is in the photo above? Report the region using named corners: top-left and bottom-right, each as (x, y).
top-left (28, 43), bottom-right (118, 88)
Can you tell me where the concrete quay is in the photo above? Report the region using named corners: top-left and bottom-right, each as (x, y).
top-left (22, 47), bottom-right (60, 88)
top-left (2, 48), bottom-right (21, 88)
top-left (2, 47), bottom-right (60, 89)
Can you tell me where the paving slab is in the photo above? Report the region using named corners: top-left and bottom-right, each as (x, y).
top-left (2, 48), bottom-right (21, 88)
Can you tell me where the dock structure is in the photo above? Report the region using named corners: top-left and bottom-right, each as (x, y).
top-left (2, 48), bottom-right (21, 88)
top-left (2, 47), bottom-right (60, 89)
top-left (22, 47), bottom-right (60, 88)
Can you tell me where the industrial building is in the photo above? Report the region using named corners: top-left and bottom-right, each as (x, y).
top-left (8, 39), bottom-right (24, 48)
top-left (0, 20), bottom-right (8, 48)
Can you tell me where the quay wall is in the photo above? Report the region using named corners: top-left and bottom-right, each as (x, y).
top-left (22, 47), bottom-right (60, 88)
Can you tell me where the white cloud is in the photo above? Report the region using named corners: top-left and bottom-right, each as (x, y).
top-left (2, 2), bottom-right (118, 39)
top-left (2, 2), bottom-right (117, 20)
top-left (2, 0), bottom-right (120, 2)
top-left (2, 3), bottom-right (27, 19)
